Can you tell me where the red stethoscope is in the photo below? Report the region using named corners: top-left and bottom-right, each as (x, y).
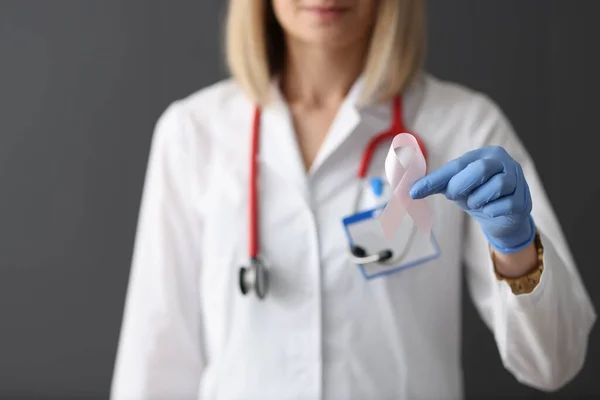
top-left (239, 95), bottom-right (427, 299)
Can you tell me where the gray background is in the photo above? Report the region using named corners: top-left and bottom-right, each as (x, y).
top-left (0, 0), bottom-right (598, 398)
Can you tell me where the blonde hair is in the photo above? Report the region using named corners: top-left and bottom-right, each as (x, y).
top-left (225, 0), bottom-right (426, 106)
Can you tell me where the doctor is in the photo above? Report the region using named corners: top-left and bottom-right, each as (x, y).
top-left (111, 0), bottom-right (596, 399)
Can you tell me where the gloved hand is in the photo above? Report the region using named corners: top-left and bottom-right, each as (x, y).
top-left (409, 146), bottom-right (535, 254)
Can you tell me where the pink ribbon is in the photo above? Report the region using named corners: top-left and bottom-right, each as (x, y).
top-left (379, 133), bottom-right (433, 242)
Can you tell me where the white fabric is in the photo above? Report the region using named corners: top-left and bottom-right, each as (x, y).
top-left (110, 73), bottom-right (596, 400)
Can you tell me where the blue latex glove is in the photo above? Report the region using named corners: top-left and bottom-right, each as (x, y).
top-left (409, 146), bottom-right (535, 254)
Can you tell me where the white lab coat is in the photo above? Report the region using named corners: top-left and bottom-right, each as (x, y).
top-left (110, 73), bottom-right (596, 400)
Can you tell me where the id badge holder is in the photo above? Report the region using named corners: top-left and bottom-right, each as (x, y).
top-left (342, 202), bottom-right (440, 280)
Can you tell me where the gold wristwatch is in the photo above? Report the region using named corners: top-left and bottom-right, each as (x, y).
top-left (491, 232), bottom-right (544, 295)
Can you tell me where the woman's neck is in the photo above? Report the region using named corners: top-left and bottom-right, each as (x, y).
top-left (280, 38), bottom-right (367, 109)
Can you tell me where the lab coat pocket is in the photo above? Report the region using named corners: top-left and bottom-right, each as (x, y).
top-left (342, 204), bottom-right (440, 280)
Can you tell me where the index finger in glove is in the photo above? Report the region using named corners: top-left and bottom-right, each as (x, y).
top-left (410, 147), bottom-right (489, 199)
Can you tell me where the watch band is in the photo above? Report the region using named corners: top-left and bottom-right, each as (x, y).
top-left (492, 232), bottom-right (544, 295)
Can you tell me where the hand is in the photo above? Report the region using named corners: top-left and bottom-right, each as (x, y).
top-left (409, 146), bottom-right (535, 254)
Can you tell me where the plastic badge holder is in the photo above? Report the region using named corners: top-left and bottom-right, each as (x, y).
top-left (342, 205), bottom-right (440, 280)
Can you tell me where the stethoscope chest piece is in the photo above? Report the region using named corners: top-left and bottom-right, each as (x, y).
top-left (239, 257), bottom-right (268, 299)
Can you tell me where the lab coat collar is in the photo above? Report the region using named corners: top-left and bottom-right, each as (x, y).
top-left (262, 75), bottom-right (368, 173)
top-left (259, 75), bottom-right (391, 202)
top-left (308, 76), bottom-right (364, 174)
top-left (259, 82), bottom-right (311, 203)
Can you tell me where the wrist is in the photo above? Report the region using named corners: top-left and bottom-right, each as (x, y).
top-left (492, 241), bottom-right (538, 277)
top-left (491, 231), bottom-right (544, 295)
top-left (484, 215), bottom-right (535, 254)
